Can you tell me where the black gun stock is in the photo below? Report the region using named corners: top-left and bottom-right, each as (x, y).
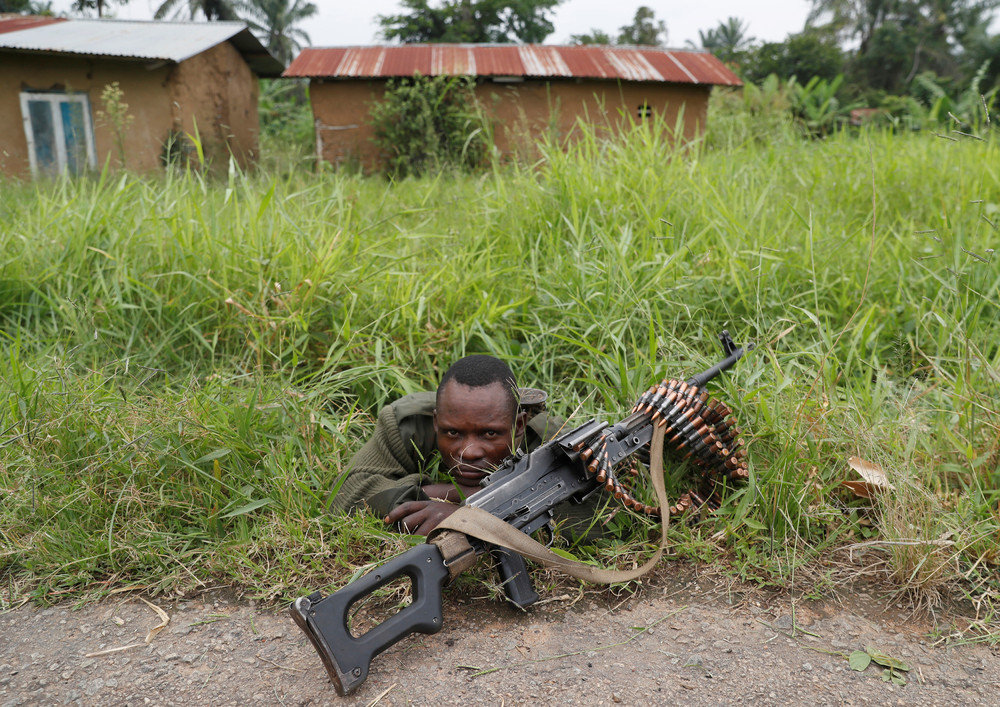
top-left (290, 543), bottom-right (450, 695)
top-left (291, 330), bottom-right (753, 695)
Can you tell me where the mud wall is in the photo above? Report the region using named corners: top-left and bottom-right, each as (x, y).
top-left (483, 80), bottom-right (709, 158)
top-left (308, 78), bottom-right (710, 172)
top-left (167, 41), bottom-right (260, 169)
top-left (0, 54), bottom-right (173, 176)
top-left (0, 43), bottom-right (260, 178)
top-left (308, 80), bottom-right (385, 172)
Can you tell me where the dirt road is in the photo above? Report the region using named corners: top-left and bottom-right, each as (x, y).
top-left (1, 570), bottom-right (997, 706)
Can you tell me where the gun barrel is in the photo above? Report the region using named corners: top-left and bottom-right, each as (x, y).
top-left (685, 331), bottom-right (755, 390)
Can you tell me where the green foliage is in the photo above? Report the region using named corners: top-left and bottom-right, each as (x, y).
top-left (68, 0), bottom-right (127, 16)
top-left (696, 16), bottom-right (755, 64)
top-left (913, 60), bottom-right (999, 128)
top-left (849, 646), bottom-right (911, 685)
top-left (866, 92), bottom-right (929, 130)
top-left (160, 129), bottom-right (198, 169)
top-left (369, 73), bottom-right (489, 178)
top-left (705, 76), bottom-right (796, 148)
top-left (788, 74), bottom-right (861, 136)
top-left (235, 0), bottom-right (317, 66)
top-left (569, 28), bottom-right (612, 45)
top-left (1, 118), bottom-right (999, 625)
top-left (0, 0), bottom-right (52, 11)
top-left (741, 31), bottom-right (846, 85)
top-left (808, 0), bottom-right (1000, 95)
top-left (153, 0), bottom-right (238, 20)
top-left (95, 81), bottom-right (134, 169)
top-left (849, 650), bottom-right (872, 671)
top-left (615, 6), bottom-right (666, 46)
top-left (959, 21), bottom-right (1000, 90)
top-left (258, 79), bottom-right (312, 141)
top-left (850, 21), bottom-right (922, 94)
top-left (377, 0), bottom-right (563, 44)
top-left (710, 72), bottom-right (863, 143)
top-left (572, 6), bottom-right (668, 47)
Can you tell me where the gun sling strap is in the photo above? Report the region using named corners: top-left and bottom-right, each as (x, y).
top-left (428, 424), bottom-right (671, 584)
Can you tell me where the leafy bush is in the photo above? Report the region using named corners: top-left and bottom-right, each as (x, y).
top-left (369, 73), bottom-right (490, 178)
top-left (258, 78), bottom-right (315, 172)
top-left (259, 79), bottom-right (313, 143)
top-left (788, 74), bottom-right (861, 137)
top-left (913, 61), bottom-right (998, 131)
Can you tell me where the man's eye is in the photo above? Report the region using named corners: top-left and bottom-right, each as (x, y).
top-left (483, 430), bottom-right (499, 438)
top-left (445, 430), bottom-right (460, 437)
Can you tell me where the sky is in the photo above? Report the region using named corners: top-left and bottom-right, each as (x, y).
top-left (49, 1), bottom-right (817, 50)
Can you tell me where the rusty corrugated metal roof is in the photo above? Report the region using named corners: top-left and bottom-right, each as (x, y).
top-left (470, 45), bottom-right (521, 76)
top-left (284, 44), bottom-right (741, 86)
top-left (0, 17), bottom-right (284, 76)
top-left (0, 15), bottom-right (66, 35)
top-left (671, 51), bottom-right (743, 86)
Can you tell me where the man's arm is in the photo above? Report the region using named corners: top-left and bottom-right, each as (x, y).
top-left (328, 402), bottom-right (430, 518)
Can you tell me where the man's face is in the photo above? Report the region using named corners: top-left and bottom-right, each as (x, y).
top-left (433, 380), bottom-right (521, 485)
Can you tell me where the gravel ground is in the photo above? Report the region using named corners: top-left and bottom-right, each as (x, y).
top-left (1, 571), bottom-right (997, 706)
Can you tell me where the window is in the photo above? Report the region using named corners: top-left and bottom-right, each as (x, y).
top-left (638, 103), bottom-right (653, 119)
top-left (19, 91), bottom-right (97, 177)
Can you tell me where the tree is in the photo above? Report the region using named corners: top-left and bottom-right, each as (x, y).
top-left (0, 0), bottom-right (52, 11)
top-left (570, 7), bottom-right (666, 48)
top-left (741, 31), bottom-right (845, 85)
top-left (616, 6), bottom-right (666, 46)
top-left (569, 29), bottom-right (613, 45)
top-left (154, 0), bottom-right (239, 21)
top-left (806, 0), bottom-right (1000, 93)
top-left (378, 0), bottom-right (563, 44)
top-left (68, 0), bottom-right (129, 17)
top-left (696, 17), bottom-right (755, 63)
top-left (960, 18), bottom-right (1000, 91)
top-left (235, 0), bottom-right (317, 65)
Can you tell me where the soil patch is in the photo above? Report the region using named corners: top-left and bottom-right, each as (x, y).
top-left (1, 569), bottom-right (997, 706)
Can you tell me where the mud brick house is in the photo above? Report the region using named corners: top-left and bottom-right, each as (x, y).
top-left (0, 15), bottom-right (282, 177)
top-left (283, 44), bottom-right (741, 170)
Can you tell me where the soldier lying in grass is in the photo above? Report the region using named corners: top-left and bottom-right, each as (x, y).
top-left (329, 354), bottom-right (602, 538)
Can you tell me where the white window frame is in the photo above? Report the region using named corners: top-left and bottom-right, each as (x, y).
top-left (19, 90), bottom-right (97, 177)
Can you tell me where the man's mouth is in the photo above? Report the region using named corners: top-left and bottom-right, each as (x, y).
top-left (451, 465), bottom-right (489, 482)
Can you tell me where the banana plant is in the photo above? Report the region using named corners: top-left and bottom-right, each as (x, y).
top-left (787, 74), bottom-right (860, 137)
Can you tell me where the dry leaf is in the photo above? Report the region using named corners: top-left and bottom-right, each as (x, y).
top-left (140, 597), bottom-right (170, 644)
top-left (842, 456), bottom-right (894, 498)
top-left (84, 599), bottom-right (170, 658)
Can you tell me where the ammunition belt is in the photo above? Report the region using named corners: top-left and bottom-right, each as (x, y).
top-left (578, 378), bottom-right (748, 517)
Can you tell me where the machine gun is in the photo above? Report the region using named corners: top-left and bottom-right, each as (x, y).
top-left (291, 331), bottom-right (753, 695)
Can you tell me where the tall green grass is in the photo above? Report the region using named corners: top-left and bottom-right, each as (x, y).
top-left (1, 116), bottom-right (997, 629)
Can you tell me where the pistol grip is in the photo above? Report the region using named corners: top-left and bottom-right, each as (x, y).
top-left (290, 543), bottom-right (450, 696)
top-left (492, 546), bottom-right (540, 609)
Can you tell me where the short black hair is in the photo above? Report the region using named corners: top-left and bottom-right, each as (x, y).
top-left (437, 355), bottom-right (518, 415)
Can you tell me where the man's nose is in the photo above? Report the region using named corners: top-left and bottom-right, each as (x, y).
top-left (460, 438), bottom-right (485, 460)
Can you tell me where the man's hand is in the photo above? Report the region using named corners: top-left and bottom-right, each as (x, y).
top-left (421, 482), bottom-right (479, 503)
top-left (384, 500), bottom-right (459, 536)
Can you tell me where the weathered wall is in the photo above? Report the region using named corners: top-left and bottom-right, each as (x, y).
top-left (0, 43), bottom-right (260, 178)
top-left (308, 78), bottom-right (710, 172)
top-left (0, 54), bottom-right (173, 176)
top-left (167, 41), bottom-right (260, 169)
top-left (309, 80), bottom-right (383, 171)
top-left (484, 80), bottom-right (709, 157)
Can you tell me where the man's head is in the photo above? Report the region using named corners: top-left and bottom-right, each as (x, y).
top-left (433, 355), bottom-right (523, 485)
